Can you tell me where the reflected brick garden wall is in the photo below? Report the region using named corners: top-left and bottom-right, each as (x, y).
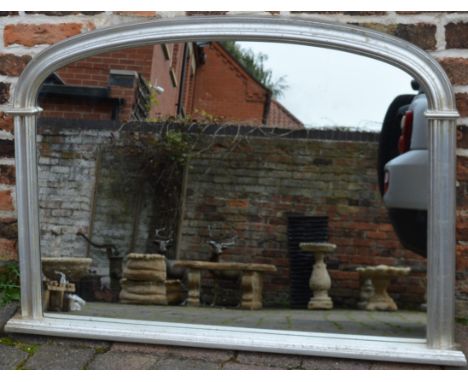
top-left (179, 128), bottom-right (426, 308)
top-left (35, 121), bottom-right (427, 309)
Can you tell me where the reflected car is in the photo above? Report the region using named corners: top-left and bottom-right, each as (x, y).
top-left (377, 82), bottom-right (427, 256)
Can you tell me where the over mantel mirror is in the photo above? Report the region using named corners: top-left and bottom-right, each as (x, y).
top-left (5, 16), bottom-right (466, 366)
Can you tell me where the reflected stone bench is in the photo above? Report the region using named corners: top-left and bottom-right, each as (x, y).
top-left (173, 260), bottom-right (277, 310)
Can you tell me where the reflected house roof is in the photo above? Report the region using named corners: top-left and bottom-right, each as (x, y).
top-left (38, 42), bottom-right (303, 130)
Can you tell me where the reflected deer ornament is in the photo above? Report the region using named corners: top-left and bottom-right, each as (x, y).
top-left (153, 228), bottom-right (174, 254)
top-left (207, 225), bottom-right (239, 306)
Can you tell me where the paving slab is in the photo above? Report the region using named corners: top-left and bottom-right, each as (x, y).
top-left (7, 333), bottom-right (49, 345)
top-left (151, 357), bottom-right (221, 370)
top-left (0, 343), bottom-right (28, 370)
top-left (302, 356), bottom-right (373, 370)
top-left (236, 352), bottom-right (303, 369)
top-left (111, 342), bottom-right (234, 362)
top-left (22, 344), bottom-right (95, 370)
top-left (49, 337), bottom-right (111, 350)
top-left (370, 361), bottom-right (441, 370)
top-left (86, 351), bottom-right (158, 370)
top-left (0, 303), bottom-right (18, 333)
top-left (110, 342), bottom-right (172, 354)
top-left (222, 361), bottom-right (282, 370)
top-left (160, 346), bottom-right (234, 363)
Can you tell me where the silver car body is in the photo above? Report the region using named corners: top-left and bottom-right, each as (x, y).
top-left (383, 93), bottom-right (428, 211)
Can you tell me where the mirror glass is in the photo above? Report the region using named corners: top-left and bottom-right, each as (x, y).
top-left (36, 41), bottom-right (426, 339)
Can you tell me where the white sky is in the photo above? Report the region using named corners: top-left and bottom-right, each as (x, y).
top-left (238, 42), bottom-right (417, 131)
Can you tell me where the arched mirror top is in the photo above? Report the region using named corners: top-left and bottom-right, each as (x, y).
top-left (12, 15), bottom-right (458, 115)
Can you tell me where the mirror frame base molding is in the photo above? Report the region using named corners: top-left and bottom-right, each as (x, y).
top-left (6, 314), bottom-right (467, 366)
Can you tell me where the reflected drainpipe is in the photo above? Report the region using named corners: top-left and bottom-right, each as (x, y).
top-left (176, 43), bottom-right (189, 116)
top-left (262, 90), bottom-right (272, 125)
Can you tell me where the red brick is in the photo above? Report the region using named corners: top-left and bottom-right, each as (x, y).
top-left (0, 165), bottom-right (15, 185)
top-left (458, 125), bottom-right (466, 147)
top-left (0, 112), bottom-right (13, 133)
top-left (4, 23), bottom-right (87, 47)
top-left (191, 43), bottom-right (270, 125)
top-left (0, 190), bottom-right (14, 211)
top-left (292, 11), bottom-right (387, 15)
top-left (226, 199), bottom-right (249, 209)
top-left (349, 222), bottom-right (375, 231)
top-left (396, 12), bottom-right (425, 15)
top-left (439, 58), bottom-right (468, 86)
top-left (0, 218), bottom-right (17, 240)
top-left (0, 83), bottom-right (10, 104)
top-left (345, 12), bottom-right (387, 16)
top-left (354, 23), bottom-right (437, 50)
top-left (115, 11), bottom-right (157, 17)
top-left (0, 140), bottom-right (14, 158)
top-left (0, 238), bottom-right (17, 261)
top-left (0, 54), bottom-right (32, 77)
top-left (446, 22), bottom-right (468, 49)
top-left (186, 11), bottom-right (228, 16)
top-left (396, 23), bottom-right (437, 50)
top-left (373, 257), bottom-right (398, 266)
top-left (457, 256), bottom-right (468, 270)
top-left (367, 231), bottom-right (388, 240)
top-left (25, 11), bottom-right (103, 16)
top-left (329, 270), bottom-right (359, 281)
top-left (456, 93), bottom-right (468, 118)
top-left (457, 157), bottom-right (468, 181)
top-left (379, 224), bottom-right (395, 232)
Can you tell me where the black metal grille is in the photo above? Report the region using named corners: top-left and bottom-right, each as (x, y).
top-left (287, 215), bottom-right (328, 308)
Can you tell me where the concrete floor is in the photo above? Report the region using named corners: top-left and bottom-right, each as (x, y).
top-left (66, 302), bottom-right (427, 339)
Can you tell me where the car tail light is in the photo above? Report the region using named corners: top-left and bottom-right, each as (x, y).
top-left (383, 171), bottom-right (390, 194)
top-left (398, 110), bottom-right (413, 153)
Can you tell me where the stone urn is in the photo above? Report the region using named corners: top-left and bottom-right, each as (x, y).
top-left (299, 242), bottom-right (336, 310)
top-left (41, 257), bottom-right (92, 282)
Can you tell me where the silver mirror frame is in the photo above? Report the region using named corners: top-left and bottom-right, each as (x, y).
top-left (4, 15), bottom-right (466, 366)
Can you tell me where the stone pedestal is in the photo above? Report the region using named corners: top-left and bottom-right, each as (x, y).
top-left (240, 271), bottom-right (263, 310)
top-left (185, 269), bottom-right (201, 307)
top-left (356, 265), bottom-right (411, 311)
top-left (299, 242), bottom-right (336, 310)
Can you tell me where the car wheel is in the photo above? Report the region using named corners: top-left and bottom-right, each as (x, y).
top-left (387, 208), bottom-right (427, 257)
